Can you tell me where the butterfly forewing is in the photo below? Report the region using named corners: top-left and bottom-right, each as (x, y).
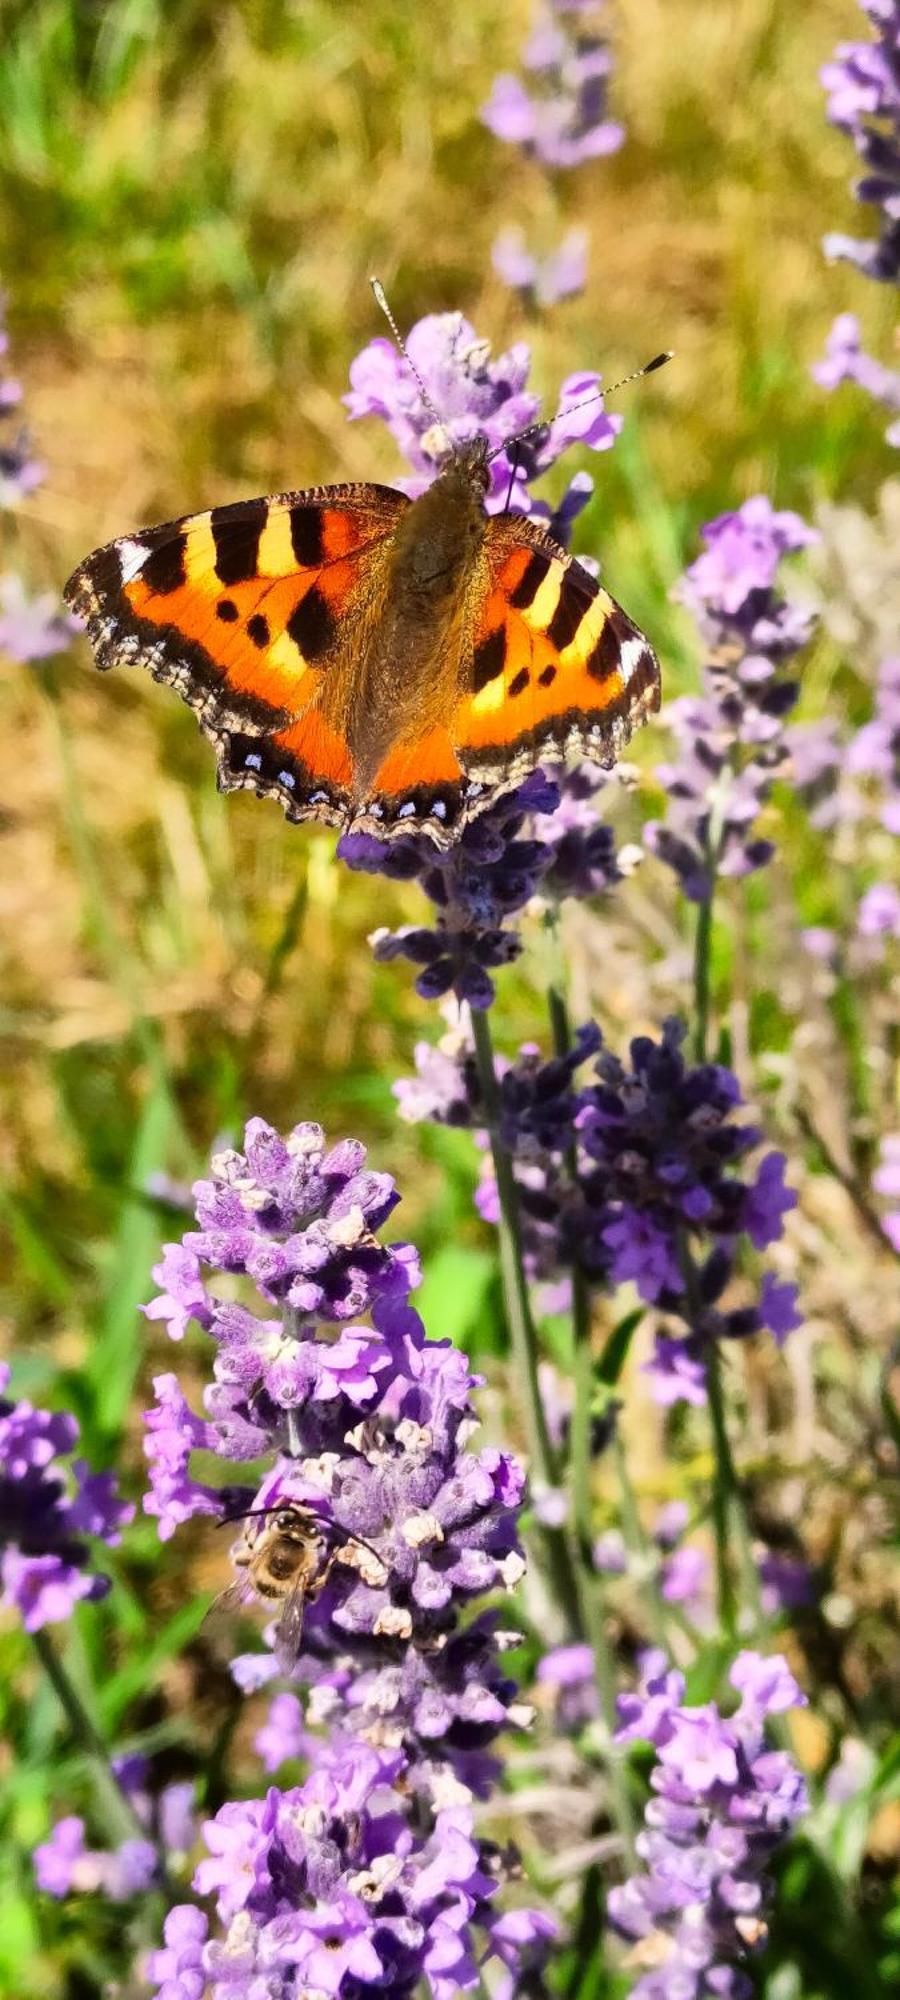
top-left (64, 484), bottom-right (408, 828)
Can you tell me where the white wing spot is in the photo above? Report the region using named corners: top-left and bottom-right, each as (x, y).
top-left (117, 539), bottom-right (152, 584)
top-left (621, 636), bottom-right (649, 683)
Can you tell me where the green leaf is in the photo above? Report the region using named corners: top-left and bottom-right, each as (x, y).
top-left (97, 1599), bottom-right (210, 1728)
top-left (83, 1067), bottom-right (173, 1443)
top-left (596, 1308), bottom-right (645, 1386)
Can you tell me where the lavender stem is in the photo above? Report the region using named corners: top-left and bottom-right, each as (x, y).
top-left (702, 1341), bottom-right (739, 1636)
top-left (470, 1006), bottom-right (557, 1488)
top-left (546, 977), bottom-right (638, 1859)
top-left (32, 1626), bottom-right (168, 1872)
top-left (470, 1005), bottom-right (582, 1639)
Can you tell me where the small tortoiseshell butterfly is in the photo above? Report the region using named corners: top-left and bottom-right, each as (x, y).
top-left (65, 293), bottom-right (665, 849)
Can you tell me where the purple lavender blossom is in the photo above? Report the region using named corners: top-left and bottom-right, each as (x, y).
top-left (254, 1689), bottom-right (307, 1773)
top-left (34, 1817), bottom-right (157, 1902)
top-left (820, 1), bottom-right (900, 284)
top-left (759, 1553), bottom-right (816, 1615)
top-left (0, 573), bottom-right (81, 662)
top-left (344, 304), bottom-right (618, 513)
top-left (858, 880), bottom-right (900, 936)
top-left (143, 1117), bottom-right (539, 1791)
top-left (345, 310), bottom-right (538, 506)
top-left (141, 1113), bottom-right (553, 1988)
top-left (347, 288), bottom-right (623, 530)
top-left (873, 1132), bottom-right (900, 1250)
top-left (345, 762), bottom-right (626, 1009)
top-left (148, 1742), bottom-right (555, 2000)
top-left (813, 312), bottom-right (900, 447)
top-left (643, 1234), bottom-right (801, 1411)
top-left (354, 771), bottom-right (561, 1009)
top-left (847, 654), bottom-right (900, 831)
top-left (0, 300), bottom-right (78, 665)
top-left (644, 1333), bottom-right (708, 1408)
top-left (609, 1649), bottom-right (808, 1997)
top-left (536, 1640), bottom-right (599, 1729)
top-left (581, 1019), bottom-right (797, 1292)
top-left (647, 498), bottom-right (818, 901)
top-left (492, 224), bottom-right (589, 307)
top-left (0, 303), bottom-right (44, 508)
top-left (396, 1011), bottom-right (801, 1389)
top-left (660, 1543), bottom-right (710, 1609)
top-left (34, 1774), bottom-right (196, 1904)
top-left (0, 1365), bottom-right (132, 1629)
top-left (482, 1), bottom-right (624, 171)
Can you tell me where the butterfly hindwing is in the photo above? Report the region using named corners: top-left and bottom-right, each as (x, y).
top-left (64, 483), bottom-right (408, 826)
top-left (449, 518), bottom-right (661, 794)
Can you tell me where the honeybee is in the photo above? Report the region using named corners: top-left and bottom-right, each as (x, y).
top-left (215, 1502), bottom-right (382, 1669)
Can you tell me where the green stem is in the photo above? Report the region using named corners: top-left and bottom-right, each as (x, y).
top-left (693, 876), bottom-right (715, 1061)
top-left (568, 1339), bottom-right (637, 1862)
top-left (545, 977), bottom-right (636, 1860)
top-left (471, 1007), bottom-right (557, 1490)
top-left (689, 833), bottom-right (771, 1635)
top-left (470, 1006), bottom-right (582, 1638)
top-left (677, 1231), bottom-right (737, 1633)
top-left (702, 1342), bottom-right (739, 1637)
top-left (32, 1627), bottom-right (169, 1874)
top-left (611, 1432), bottom-right (668, 1646)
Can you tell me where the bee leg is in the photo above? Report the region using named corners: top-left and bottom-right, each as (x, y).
top-left (309, 1549), bottom-right (338, 1601)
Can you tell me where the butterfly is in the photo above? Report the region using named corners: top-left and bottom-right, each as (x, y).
top-left (64, 308), bottom-right (663, 849)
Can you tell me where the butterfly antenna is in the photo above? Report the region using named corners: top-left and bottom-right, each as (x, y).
top-left (370, 276), bottom-right (456, 456)
top-left (486, 349), bottom-right (673, 462)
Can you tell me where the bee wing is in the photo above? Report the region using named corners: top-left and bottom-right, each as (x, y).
top-left (273, 1582), bottom-right (307, 1670)
top-left (202, 1573), bottom-right (257, 1632)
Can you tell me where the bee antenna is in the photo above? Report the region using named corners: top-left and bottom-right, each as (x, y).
top-left (216, 1502), bottom-right (293, 1527)
top-left (486, 349), bottom-right (674, 464)
top-left (370, 276), bottom-right (457, 459)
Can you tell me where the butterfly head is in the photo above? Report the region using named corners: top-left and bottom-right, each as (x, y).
top-left (453, 433), bottom-right (491, 495)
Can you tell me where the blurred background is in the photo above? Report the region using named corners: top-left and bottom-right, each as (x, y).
top-left (0, 2), bottom-right (898, 1993)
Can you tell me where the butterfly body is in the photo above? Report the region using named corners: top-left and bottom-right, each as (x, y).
top-left (323, 442), bottom-right (491, 797)
top-left (65, 434), bottom-right (660, 847)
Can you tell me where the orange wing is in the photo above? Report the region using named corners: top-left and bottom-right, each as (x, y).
top-left (352, 520), bottom-right (660, 848)
top-left (64, 484), bottom-right (408, 828)
top-left (450, 517), bottom-right (660, 803)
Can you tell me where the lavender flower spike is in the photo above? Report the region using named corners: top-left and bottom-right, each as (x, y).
top-left (0, 1364), bottom-right (132, 1629)
top-left (813, 313), bottom-right (900, 448)
top-left (0, 297), bottom-right (44, 509)
top-left (610, 1649), bottom-right (808, 1997)
top-left (492, 224), bottom-right (589, 308)
top-left (142, 1112), bottom-right (553, 1989)
top-left (482, 1), bottom-right (624, 171)
top-left (821, 0), bottom-right (900, 284)
top-left (647, 497), bottom-right (818, 901)
top-left (148, 1743), bottom-right (556, 2000)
